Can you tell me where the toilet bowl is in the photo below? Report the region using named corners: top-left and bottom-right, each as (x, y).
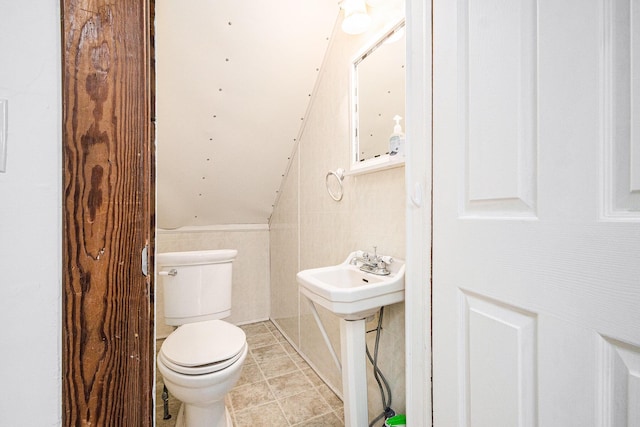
top-left (157, 250), bottom-right (245, 427)
top-left (157, 320), bottom-right (247, 427)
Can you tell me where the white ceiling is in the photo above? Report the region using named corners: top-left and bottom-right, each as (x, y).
top-left (155, 0), bottom-right (340, 228)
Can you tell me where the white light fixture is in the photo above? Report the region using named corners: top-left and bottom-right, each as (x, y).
top-left (341, 0), bottom-right (371, 35)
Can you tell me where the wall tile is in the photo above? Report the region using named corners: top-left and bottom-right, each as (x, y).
top-left (156, 229), bottom-right (270, 337)
top-left (269, 7), bottom-right (407, 422)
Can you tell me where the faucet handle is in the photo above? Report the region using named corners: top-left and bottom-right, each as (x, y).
top-left (380, 255), bottom-right (393, 264)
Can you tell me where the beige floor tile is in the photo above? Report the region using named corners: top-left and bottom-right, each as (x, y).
top-left (279, 389), bottom-right (333, 425)
top-left (317, 384), bottom-right (343, 409)
top-left (240, 322), bottom-right (271, 336)
top-left (155, 397), bottom-right (181, 427)
top-left (234, 401), bottom-right (288, 427)
top-left (279, 339), bottom-right (299, 355)
top-left (229, 380), bottom-right (276, 412)
top-left (269, 327), bottom-right (287, 341)
top-left (156, 321), bottom-right (347, 427)
top-left (267, 370), bottom-right (314, 400)
top-left (246, 331), bottom-right (278, 349)
top-left (301, 367), bottom-right (325, 388)
top-left (224, 395), bottom-right (234, 414)
top-left (264, 320), bottom-right (278, 332)
top-left (243, 350), bottom-right (257, 366)
top-left (288, 350), bottom-right (308, 367)
top-left (236, 362), bottom-right (264, 387)
top-left (251, 342), bottom-right (288, 363)
top-left (259, 355), bottom-right (298, 379)
top-left (292, 411), bottom-right (345, 426)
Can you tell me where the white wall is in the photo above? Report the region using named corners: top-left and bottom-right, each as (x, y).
top-left (154, 0), bottom-right (337, 228)
top-left (0, 1), bottom-right (62, 425)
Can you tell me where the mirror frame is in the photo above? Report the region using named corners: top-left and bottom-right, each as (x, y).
top-left (349, 18), bottom-right (406, 176)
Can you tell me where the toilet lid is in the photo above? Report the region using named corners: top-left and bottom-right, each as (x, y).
top-left (160, 320), bottom-right (246, 371)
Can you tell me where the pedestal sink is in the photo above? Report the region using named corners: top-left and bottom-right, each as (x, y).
top-left (297, 251), bottom-right (405, 427)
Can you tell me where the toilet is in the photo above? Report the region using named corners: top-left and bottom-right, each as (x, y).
top-left (156, 249), bottom-right (247, 427)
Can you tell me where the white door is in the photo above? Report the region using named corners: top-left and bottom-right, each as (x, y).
top-left (432, 1), bottom-right (640, 426)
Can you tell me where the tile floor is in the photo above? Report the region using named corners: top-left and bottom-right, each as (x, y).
top-left (156, 320), bottom-right (345, 426)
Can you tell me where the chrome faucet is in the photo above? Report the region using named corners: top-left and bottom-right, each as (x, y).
top-left (350, 246), bottom-right (393, 276)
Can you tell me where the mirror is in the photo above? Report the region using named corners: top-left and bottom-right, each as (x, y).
top-left (350, 20), bottom-right (406, 174)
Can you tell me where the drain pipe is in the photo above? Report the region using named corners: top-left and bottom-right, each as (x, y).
top-left (162, 385), bottom-right (172, 420)
top-left (305, 297), bottom-right (342, 373)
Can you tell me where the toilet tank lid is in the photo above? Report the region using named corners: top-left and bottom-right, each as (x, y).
top-left (157, 249), bottom-right (238, 266)
top-left (161, 320), bottom-right (246, 367)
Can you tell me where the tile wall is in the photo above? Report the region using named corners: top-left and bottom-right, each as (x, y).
top-left (156, 228), bottom-right (270, 337)
top-left (269, 10), bottom-right (407, 422)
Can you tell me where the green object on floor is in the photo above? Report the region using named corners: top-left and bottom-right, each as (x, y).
top-left (385, 414), bottom-right (406, 426)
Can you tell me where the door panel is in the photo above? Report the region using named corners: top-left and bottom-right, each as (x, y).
top-left (598, 337), bottom-right (640, 426)
top-left (433, 0), bottom-right (640, 426)
top-left (462, 0), bottom-right (537, 217)
top-left (462, 292), bottom-right (537, 427)
top-left (605, 0), bottom-right (640, 217)
top-left (61, 1), bottom-right (154, 425)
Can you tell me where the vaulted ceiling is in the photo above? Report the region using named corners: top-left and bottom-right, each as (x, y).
top-left (155, 0), bottom-right (339, 228)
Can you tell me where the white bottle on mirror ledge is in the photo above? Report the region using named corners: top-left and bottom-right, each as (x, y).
top-left (389, 115), bottom-right (405, 158)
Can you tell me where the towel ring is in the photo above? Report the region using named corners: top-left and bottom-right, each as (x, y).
top-left (325, 168), bottom-right (345, 201)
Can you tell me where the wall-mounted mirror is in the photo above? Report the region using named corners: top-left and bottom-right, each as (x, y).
top-left (350, 20), bottom-right (406, 175)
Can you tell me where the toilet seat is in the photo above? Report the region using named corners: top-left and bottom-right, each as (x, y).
top-left (159, 320), bottom-right (246, 376)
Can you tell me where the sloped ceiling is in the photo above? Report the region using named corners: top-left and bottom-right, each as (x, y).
top-left (155, 0), bottom-right (339, 229)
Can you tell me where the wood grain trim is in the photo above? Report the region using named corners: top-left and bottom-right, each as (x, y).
top-left (61, 1), bottom-right (154, 425)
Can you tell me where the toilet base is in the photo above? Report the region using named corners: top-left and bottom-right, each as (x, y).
top-left (174, 403), bottom-right (233, 427)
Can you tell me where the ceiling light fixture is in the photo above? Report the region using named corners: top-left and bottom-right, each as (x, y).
top-left (340, 0), bottom-right (371, 35)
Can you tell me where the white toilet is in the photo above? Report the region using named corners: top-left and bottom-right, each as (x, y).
top-left (157, 249), bottom-right (247, 427)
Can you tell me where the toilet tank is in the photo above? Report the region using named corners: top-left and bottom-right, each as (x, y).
top-left (157, 249), bottom-right (238, 326)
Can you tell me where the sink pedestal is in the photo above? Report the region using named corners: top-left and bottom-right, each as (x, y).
top-left (340, 318), bottom-right (369, 427)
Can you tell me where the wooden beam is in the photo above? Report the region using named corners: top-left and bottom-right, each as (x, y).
top-left (61, 1), bottom-right (154, 425)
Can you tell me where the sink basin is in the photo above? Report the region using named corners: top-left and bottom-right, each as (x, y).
top-left (297, 252), bottom-right (405, 320)
top-left (298, 252), bottom-right (405, 425)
